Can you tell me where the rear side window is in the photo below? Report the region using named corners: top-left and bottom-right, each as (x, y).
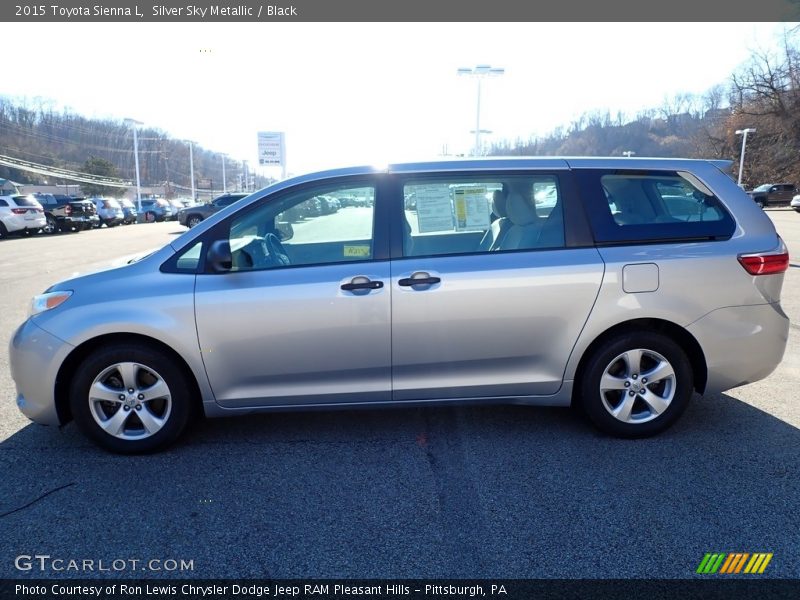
top-left (401, 173), bottom-right (566, 258)
top-left (578, 170), bottom-right (735, 244)
top-left (216, 196), bottom-right (242, 207)
top-left (12, 195), bottom-right (39, 207)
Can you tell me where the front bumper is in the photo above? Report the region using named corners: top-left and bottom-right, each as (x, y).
top-left (687, 303), bottom-right (790, 394)
top-left (65, 215), bottom-right (100, 227)
top-left (9, 319), bottom-right (74, 426)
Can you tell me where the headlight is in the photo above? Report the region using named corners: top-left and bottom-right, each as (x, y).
top-left (30, 291), bottom-right (73, 316)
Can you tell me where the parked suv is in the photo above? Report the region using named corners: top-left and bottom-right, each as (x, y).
top-left (0, 194), bottom-right (45, 238)
top-left (9, 158), bottom-right (789, 453)
top-left (119, 199), bottom-right (138, 224)
top-left (747, 183), bottom-right (796, 208)
top-left (138, 198), bottom-right (174, 222)
top-left (177, 192), bottom-right (248, 228)
top-left (33, 193), bottom-right (100, 233)
top-left (89, 197), bottom-right (125, 227)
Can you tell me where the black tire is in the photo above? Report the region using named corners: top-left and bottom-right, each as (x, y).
top-left (69, 343), bottom-right (194, 454)
top-left (187, 215), bottom-right (203, 228)
top-left (755, 198), bottom-right (766, 209)
top-left (0, 222), bottom-right (7, 239)
top-left (43, 214), bottom-right (58, 234)
top-left (578, 331), bottom-right (693, 438)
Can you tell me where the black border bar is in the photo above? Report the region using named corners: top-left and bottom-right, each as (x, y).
top-left (3, 0), bottom-right (800, 22)
top-left (3, 580), bottom-right (800, 600)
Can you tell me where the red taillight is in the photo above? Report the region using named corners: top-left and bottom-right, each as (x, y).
top-left (11, 208), bottom-right (26, 214)
top-left (738, 252), bottom-right (790, 275)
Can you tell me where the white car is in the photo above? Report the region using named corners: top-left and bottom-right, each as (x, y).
top-left (791, 194), bottom-right (800, 212)
top-left (0, 194), bottom-right (46, 238)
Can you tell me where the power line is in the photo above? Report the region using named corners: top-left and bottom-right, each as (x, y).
top-left (0, 121), bottom-right (164, 154)
top-left (0, 153), bottom-right (131, 188)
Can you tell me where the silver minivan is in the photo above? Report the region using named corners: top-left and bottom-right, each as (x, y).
top-left (9, 158), bottom-right (790, 453)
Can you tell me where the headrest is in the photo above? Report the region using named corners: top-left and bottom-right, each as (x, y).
top-left (491, 190), bottom-right (508, 219)
top-left (506, 191), bottom-right (537, 226)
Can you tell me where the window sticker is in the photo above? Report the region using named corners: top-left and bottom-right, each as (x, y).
top-left (453, 186), bottom-right (491, 231)
top-left (414, 185), bottom-right (454, 232)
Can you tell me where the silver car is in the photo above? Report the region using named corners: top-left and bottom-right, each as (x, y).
top-left (9, 158), bottom-right (790, 453)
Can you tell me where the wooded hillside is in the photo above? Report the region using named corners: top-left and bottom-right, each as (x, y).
top-left (0, 98), bottom-right (260, 197)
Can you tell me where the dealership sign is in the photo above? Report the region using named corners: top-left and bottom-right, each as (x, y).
top-left (257, 132), bottom-right (285, 167)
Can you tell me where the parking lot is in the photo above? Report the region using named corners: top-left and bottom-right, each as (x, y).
top-left (1, 212), bottom-right (799, 579)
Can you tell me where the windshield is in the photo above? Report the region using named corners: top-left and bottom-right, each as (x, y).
top-left (753, 184), bottom-right (772, 192)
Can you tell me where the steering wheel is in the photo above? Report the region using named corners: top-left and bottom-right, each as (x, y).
top-left (264, 233), bottom-right (290, 266)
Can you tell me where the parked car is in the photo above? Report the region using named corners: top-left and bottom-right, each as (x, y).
top-left (747, 183), bottom-right (796, 208)
top-left (171, 197), bottom-right (195, 209)
top-left (119, 199), bottom-right (138, 224)
top-left (9, 158), bottom-right (790, 453)
top-left (790, 194), bottom-right (800, 213)
top-left (177, 192), bottom-right (248, 228)
top-left (138, 198), bottom-right (174, 222)
top-left (168, 199), bottom-right (187, 219)
top-left (32, 193), bottom-right (100, 233)
top-left (90, 197), bottom-right (125, 227)
top-left (0, 194), bottom-right (46, 238)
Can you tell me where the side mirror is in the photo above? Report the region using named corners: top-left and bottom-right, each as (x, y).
top-left (207, 240), bottom-right (232, 272)
top-left (276, 221), bottom-right (294, 241)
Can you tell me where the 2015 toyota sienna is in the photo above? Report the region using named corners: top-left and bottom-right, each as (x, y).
top-left (9, 158), bottom-right (790, 453)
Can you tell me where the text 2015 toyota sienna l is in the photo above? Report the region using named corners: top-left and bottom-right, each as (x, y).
top-left (9, 158), bottom-right (790, 453)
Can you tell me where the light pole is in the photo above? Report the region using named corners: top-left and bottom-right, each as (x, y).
top-left (735, 128), bottom-right (756, 188)
top-left (221, 154), bottom-right (228, 193)
top-left (184, 140), bottom-right (196, 202)
top-left (124, 118), bottom-right (143, 213)
top-left (457, 64), bottom-right (504, 156)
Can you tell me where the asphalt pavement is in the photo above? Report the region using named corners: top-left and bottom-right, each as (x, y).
top-left (0, 213), bottom-right (798, 579)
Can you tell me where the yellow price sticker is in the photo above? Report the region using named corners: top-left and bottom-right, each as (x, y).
top-left (344, 245), bottom-right (371, 257)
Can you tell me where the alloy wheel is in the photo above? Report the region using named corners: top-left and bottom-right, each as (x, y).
top-left (87, 362), bottom-right (172, 440)
top-left (43, 215), bottom-right (57, 234)
top-left (598, 348), bottom-right (677, 424)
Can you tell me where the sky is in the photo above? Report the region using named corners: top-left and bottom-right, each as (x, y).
top-left (3, 22), bottom-right (797, 177)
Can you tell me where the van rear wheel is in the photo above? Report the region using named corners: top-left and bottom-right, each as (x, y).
top-left (578, 331), bottom-right (693, 438)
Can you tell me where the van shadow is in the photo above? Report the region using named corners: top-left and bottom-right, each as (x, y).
top-left (1, 393), bottom-right (798, 579)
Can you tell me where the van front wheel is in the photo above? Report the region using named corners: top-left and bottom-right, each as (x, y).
top-left (69, 344), bottom-right (193, 453)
